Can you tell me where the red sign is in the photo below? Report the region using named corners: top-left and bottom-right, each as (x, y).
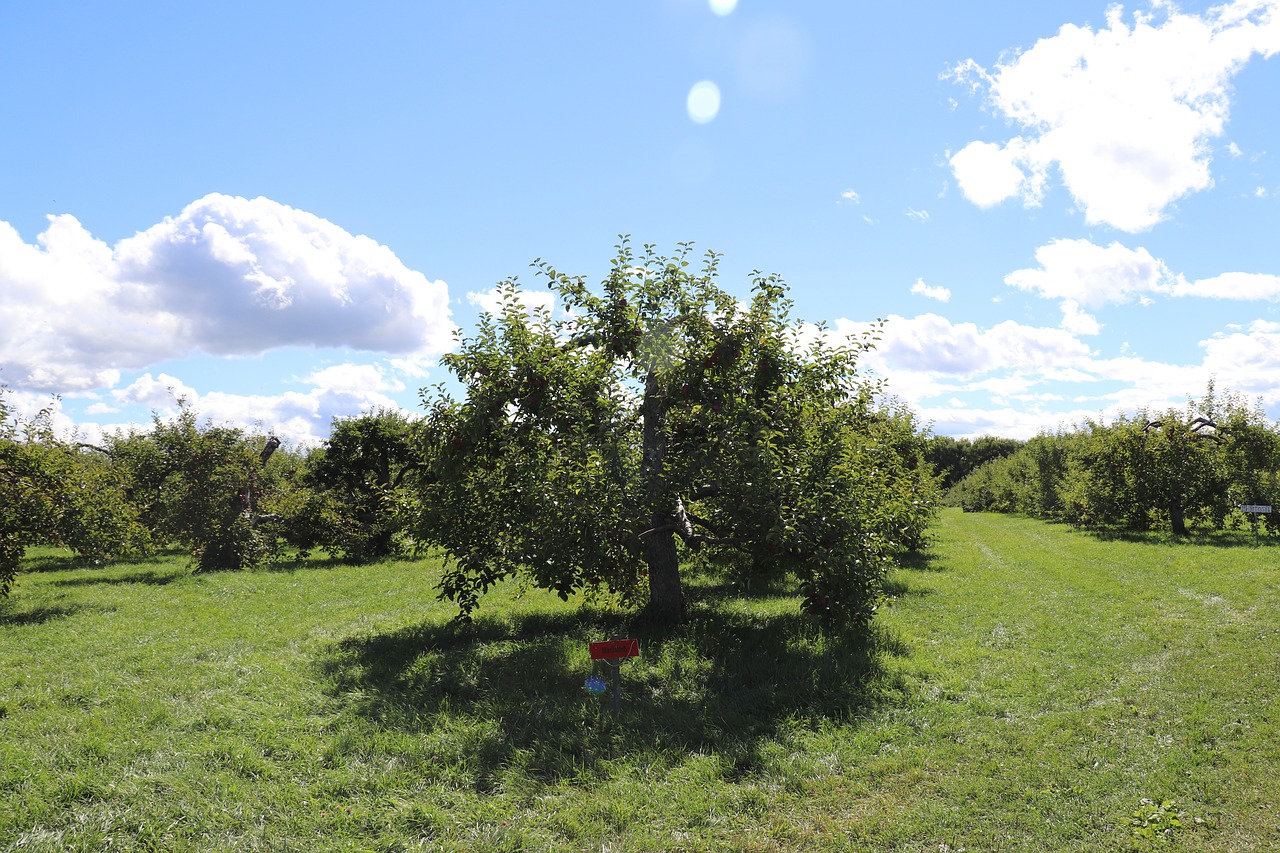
top-left (589, 639), bottom-right (640, 660)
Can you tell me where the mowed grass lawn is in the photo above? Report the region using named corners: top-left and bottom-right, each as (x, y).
top-left (1, 509), bottom-right (1278, 851)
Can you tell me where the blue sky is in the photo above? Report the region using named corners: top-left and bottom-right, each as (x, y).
top-left (3, 0), bottom-right (1279, 445)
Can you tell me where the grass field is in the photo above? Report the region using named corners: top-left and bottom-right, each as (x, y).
top-left (2, 509), bottom-right (1278, 851)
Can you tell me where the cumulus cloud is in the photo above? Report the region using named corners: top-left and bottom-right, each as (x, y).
top-left (79, 361), bottom-right (416, 446)
top-left (1007, 238), bottom-right (1280, 314)
top-left (824, 299), bottom-right (1280, 438)
top-left (949, 0), bottom-right (1280, 231)
top-left (1006, 238), bottom-right (1178, 308)
top-left (0, 194), bottom-right (454, 394)
top-left (1200, 320), bottom-right (1280, 400)
top-left (192, 384), bottom-right (409, 446)
top-left (851, 312), bottom-right (1093, 377)
top-left (303, 363), bottom-right (406, 394)
top-left (114, 373), bottom-right (199, 408)
top-left (825, 312), bottom-right (1106, 438)
top-left (948, 139), bottom-right (1034, 208)
top-left (1170, 271), bottom-right (1280, 300)
top-left (918, 403), bottom-right (1086, 441)
top-left (1058, 299), bottom-right (1101, 335)
top-left (910, 278), bottom-right (952, 302)
top-left (466, 287), bottom-right (557, 319)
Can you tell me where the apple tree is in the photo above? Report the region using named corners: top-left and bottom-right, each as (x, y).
top-left (105, 405), bottom-right (285, 571)
top-left (0, 391), bottom-right (145, 596)
top-left (413, 241), bottom-right (938, 629)
top-left (286, 409), bottom-right (421, 563)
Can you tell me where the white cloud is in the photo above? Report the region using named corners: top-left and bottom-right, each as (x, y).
top-left (466, 287), bottom-right (557, 319)
top-left (1200, 320), bottom-right (1280, 400)
top-left (1006, 238), bottom-right (1178, 308)
top-left (840, 188), bottom-right (860, 204)
top-left (833, 311), bottom-right (1203, 435)
top-left (114, 373), bottom-right (199, 408)
top-left (827, 301), bottom-right (1280, 438)
top-left (948, 140), bottom-right (1033, 208)
top-left (1059, 299), bottom-right (1102, 335)
top-left (1171, 271), bottom-right (1280, 300)
top-left (303, 363), bottom-right (405, 394)
top-left (1007, 238), bottom-right (1280, 312)
top-left (923, 406), bottom-right (1084, 441)
top-left (949, 0), bottom-right (1280, 231)
top-left (906, 208), bottom-right (930, 222)
top-left (910, 278), bottom-right (951, 302)
top-left (852, 312), bottom-right (1093, 378)
top-left (89, 362), bottom-right (416, 446)
top-left (0, 194), bottom-right (455, 394)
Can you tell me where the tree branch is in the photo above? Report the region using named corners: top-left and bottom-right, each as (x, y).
top-left (74, 442), bottom-right (112, 455)
top-left (671, 496), bottom-right (738, 549)
top-left (683, 508), bottom-right (719, 534)
top-left (638, 523), bottom-right (676, 540)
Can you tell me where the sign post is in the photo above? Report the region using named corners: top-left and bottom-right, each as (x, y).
top-left (589, 639), bottom-right (639, 719)
top-left (1239, 505), bottom-right (1272, 542)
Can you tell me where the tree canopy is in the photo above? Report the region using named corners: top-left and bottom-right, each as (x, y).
top-left (413, 241), bottom-right (938, 629)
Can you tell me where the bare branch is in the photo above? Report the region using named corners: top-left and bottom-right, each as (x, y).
top-left (74, 442), bottom-right (112, 455)
top-left (674, 496), bottom-right (695, 541)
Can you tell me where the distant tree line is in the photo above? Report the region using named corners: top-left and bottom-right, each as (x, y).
top-left (923, 434), bottom-right (1024, 491)
top-left (943, 383), bottom-right (1280, 537)
top-left (0, 394), bottom-right (422, 597)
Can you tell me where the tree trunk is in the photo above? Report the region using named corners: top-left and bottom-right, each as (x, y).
top-left (1169, 499), bottom-right (1188, 536)
top-left (639, 369), bottom-right (686, 624)
top-left (643, 527), bottom-right (685, 624)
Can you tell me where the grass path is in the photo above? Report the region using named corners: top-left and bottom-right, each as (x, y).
top-left (1, 511), bottom-right (1278, 851)
top-left (873, 511), bottom-right (1280, 850)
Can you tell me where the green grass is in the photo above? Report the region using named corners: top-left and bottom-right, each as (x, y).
top-left (2, 510), bottom-right (1278, 851)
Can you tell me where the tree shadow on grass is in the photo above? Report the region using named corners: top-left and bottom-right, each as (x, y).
top-left (0, 603), bottom-right (95, 626)
top-left (882, 576), bottom-right (932, 602)
top-left (897, 549), bottom-right (947, 572)
top-left (48, 568), bottom-right (182, 588)
top-left (261, 554), bottom-right (354, 573)
top-left (318, 598), bottom-right (907, 788)
top-left (1077, 526), bottom-right (1278, 549)
top-left (882, 551), bottom-right (945, 603)
top-left (21, 547), bottom-right (187, 574)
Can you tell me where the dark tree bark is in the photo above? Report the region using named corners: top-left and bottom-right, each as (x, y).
top-left (639, 370), bottom-right (686, 623)
top-left (642, 526), bottom-right (685, 624)
top-left (1170, 499), bottom-right (1188, 536)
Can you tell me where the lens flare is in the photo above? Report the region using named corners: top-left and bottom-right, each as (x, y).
top-left (709, 0), bottom-right (737, 15)
top-left (686, 80), bottom-right (721, 124)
